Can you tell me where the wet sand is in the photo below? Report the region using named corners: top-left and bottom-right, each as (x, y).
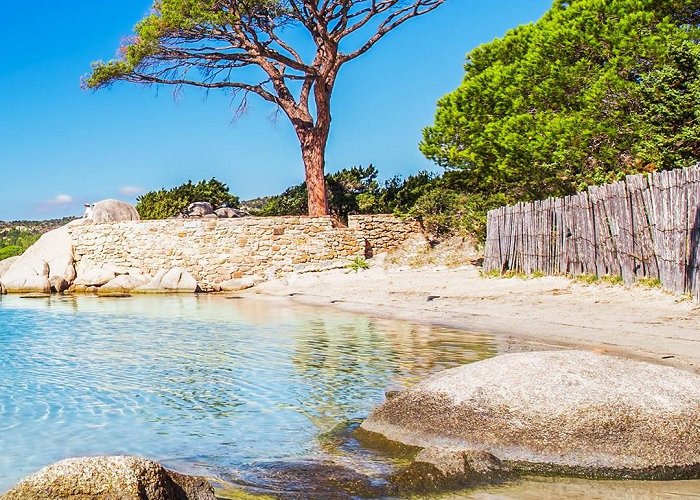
top-left (249, 264), bottom-right (700, 373)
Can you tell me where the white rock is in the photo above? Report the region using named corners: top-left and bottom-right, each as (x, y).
top-left (219, 277), bottom-right (257, 291)
top-left (135, 268), bottom-right (200, 293)
top-left (98, 274), bottom-right (150, 294)
top-left (361, 351), bottom-right (700, 478)
top-left (1, 227), bottom-right (75, 293)
top-left (89, 199), bottom-right (140, 224)
top-left (160, 268), bottom-right (199, 291)
top-left (74, 267), bottom-right (116, 287)
top-left (0, 256), bottom-right (20, 278)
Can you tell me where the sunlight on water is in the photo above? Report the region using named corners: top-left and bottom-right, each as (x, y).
top-left (0, 294), bottom-right (497, 492)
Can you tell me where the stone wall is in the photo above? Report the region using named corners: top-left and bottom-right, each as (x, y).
top-left (68, 217), bottom-right (363, 289)
top-left (66, 215), bottom-right (424, 290)
top-left (348, 214), bottom-right (425, 256)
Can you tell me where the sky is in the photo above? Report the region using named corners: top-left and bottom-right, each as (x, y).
top-left (0, 1), bottom-right (552, 221)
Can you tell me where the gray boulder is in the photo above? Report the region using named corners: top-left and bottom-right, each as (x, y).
top-left (0, 281), bottom-right (6, 295)
top-left (360, 351), bottom-right (700, 479)
top-left (89, 199), bottom-right (140, 224)
top-left (2, 456), bottom-right (215, 500)
top-left (391, 448), bottom-right (512, 492)
top-left (215, 207), bottom-right (248, 218)
top-left (184, 202), bottom-right (214, 218)
top-left (134, 268), bottom-right (200, 293)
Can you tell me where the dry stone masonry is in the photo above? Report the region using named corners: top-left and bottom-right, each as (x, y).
top-left (348, 214), bottom-right (424, 256)
top-left (0, 214), bottom-right (423, 294)
top-left (68, 216), bottom-right (417, 291)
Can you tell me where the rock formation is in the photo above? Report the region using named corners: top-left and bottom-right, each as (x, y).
top-left (183, 202), bottom-right (214, 218)
top-left (0, 256), bottom-right (19, 279)
top-left (1, 456), bottom-right (215, 500)
top-left (391, 448), bottom-right (512, 492)
top-left (98, 274), bottom-right (150, 295)
top-left (360, 351), bottom-right (700, 479)
top-left (88, 199), bottom-right (140, 224)
top-left (214, 207), bottom-right (248, 219)
top-left (134, 268), bottom-right (201, 293)
top-left (0, 226), bottom-right (74, 293)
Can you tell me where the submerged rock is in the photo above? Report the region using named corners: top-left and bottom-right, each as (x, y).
top-left (360, 351), bottom-right (700, 479)
top-left (391, 448), bottom-right (512, 493)
top-left (1, 456), bottom-right (215, 500)
top-left (231, 460), bottom-right (389, 499)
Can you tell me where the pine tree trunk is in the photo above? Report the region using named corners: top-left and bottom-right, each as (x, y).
top-left (299, 129), bottom-right (329, 217)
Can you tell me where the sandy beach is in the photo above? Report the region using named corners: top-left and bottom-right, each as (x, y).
top-left (249, 263), bottom-right (700, 374)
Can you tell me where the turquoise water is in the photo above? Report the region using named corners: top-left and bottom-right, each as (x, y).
top-left (0, 294), bottom-right (497, 494)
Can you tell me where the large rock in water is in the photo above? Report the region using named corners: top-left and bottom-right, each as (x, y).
top-left (0, 226), bottom-right (74, 293)
top-left (360, 351), bottom-right (700, 479)
top-left (391, 448), bottom-right (512, 493)
top-left (89, 199), bottom-right (140, 224)
top-left (1, 456), bottom-right (216, 500)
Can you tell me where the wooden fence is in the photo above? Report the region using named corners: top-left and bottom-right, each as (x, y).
top-left (483, 164), bottom-right (700, 300)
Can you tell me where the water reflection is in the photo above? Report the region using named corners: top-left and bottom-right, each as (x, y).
top-left (0, 294), bottom-right (498, 493)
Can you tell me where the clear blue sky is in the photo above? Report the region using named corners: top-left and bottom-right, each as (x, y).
top-left (0, 1), bottom-right (551, 221)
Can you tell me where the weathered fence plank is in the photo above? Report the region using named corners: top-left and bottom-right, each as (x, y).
top-left (483, 164), bottom-right (700, 300)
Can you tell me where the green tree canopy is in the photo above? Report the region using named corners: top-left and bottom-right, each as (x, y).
top-left (421, 0), bottom-right (700, 203)
top-left (255, 165), bottom-right (382, 220)
top-left (136, 178), bottom-right (240, 219)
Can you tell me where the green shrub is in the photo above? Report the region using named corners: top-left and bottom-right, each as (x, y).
top-left (0, 245), bottom-right (24, 261)
top-left (347, 257), bottom-right (370, 273)
top-left (408, 187), bottom-right (508, 242)
top-left (136, 178), bottom-right (239, 219)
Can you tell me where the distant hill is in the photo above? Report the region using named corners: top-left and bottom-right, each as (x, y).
top-left (0, 216), bottom-right (78, 234)
top-left (240, 196), bottom-right (271, 214)
top-left (0, 217), bottom-right (78, 261)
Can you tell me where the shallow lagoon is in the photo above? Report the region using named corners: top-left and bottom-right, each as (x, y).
top-left (1, 294), bottom-right (699, 498)
top-left (0, 294), bottom-right (497, 493)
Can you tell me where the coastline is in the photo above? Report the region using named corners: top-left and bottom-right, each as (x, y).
top-left (245, 264), bottom-right (700, 373)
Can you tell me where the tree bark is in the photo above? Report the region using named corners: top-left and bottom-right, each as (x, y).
top-left (298, 128), bottom-right (330, 217)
